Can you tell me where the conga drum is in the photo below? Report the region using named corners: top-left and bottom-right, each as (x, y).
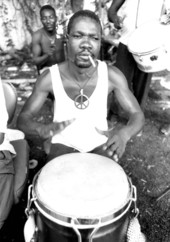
top-left (128, 21), bottom-right (170, 73)
top-left (26, 153), bottom-right (138, 242)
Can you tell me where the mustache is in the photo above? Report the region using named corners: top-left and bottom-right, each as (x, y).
top-left (78, 50), bottom-right (94, 57)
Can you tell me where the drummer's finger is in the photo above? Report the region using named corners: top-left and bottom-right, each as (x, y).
top-left (116, 146), bottom-right (124, 159)
top-left (95, 127), bottom-right (113, 137)
top-left (113, 153), bottom-right (119, 162)
top-left (55, 118), bottom-right (75, 132)
top-left (105, 142), bottom-right (117, 156)
top-left (63, 118), bottom-right (76, 127)
top-left (106, 149), bottom-right (119, 162)
top-left (95, 127), bottom-right (109, 137)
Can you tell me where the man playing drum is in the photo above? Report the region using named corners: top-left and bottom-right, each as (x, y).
top-left (17, 10), bottom-right (144, 162)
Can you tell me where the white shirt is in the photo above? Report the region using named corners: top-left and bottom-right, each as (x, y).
top-left (0, 78), bottom-right (16, 154)
top-left (50, 61), bottom-right (108, 152)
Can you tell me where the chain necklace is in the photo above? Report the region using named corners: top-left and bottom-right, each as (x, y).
top-left (69, 65), bottom-right (97, 110)
top-left (74, 79), bottom-right (90, 110)
top-left (43, 29), bottom-right (56, 45)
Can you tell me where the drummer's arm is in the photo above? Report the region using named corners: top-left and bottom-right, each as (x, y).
top-left (17, 70), bottom-right (51, 137)
top-left (17, 70), bottom-right (73, 140)
top-left (108, 0), bottom-right (125, 24)
top-left (108, 66), bottom-right (145, 141)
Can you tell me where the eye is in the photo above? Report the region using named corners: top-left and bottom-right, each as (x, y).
top-left (91, 36), bottom-right (100, 41)
top-left (50, 16), bottom-right (55, 20)
top-left (72, 34), bottom-right (83, 39)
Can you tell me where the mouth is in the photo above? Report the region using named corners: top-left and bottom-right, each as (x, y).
top-left (46, 25), bottom-right (53, 29)
top-left (77, 52), bottom-right (93, 61)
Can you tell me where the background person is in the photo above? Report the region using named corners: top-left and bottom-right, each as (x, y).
top-left (32, 4), bottom-right (65, 73)
top-left (0, 78), bottom-right (16, 230)
top-left (108, 0), bottom-right (167, 111)
top-left (17, 10), bottom-right (145, 163)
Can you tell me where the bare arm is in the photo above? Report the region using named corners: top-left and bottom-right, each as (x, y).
top-left (17, 69), bottom-right (51, 136)
top-left (98, 66), bottom-right (145, 160)
top-left (109, 65), bottom-right (145, 141)
top-left (32, 31), bottom-right (49, 68)
top-left (17, 69), bottom-right (74, 140)
top-left (108, 0), bottom-right (125, 28)
top-left (0, 133), bottom-right (4, 145)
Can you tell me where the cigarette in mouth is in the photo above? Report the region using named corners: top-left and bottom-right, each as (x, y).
top-left (88, 55), bottom-right (96, 67)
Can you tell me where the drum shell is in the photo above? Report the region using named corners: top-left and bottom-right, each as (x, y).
top-left (131, 46), bottom-right (168, 72)
top-left (32, 173), bottom-right (134, 242)
top-left (128, 21), bottom-right (170, 73)
top-left (35, 209), bottom-right (130, 242)
top-left (31, 153), bottom-right (136, 242)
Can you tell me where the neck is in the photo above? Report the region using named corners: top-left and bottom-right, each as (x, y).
top-left (67, 60), bottom-right (97, 82)
top-left (44, 28), bottom-right (56, 36)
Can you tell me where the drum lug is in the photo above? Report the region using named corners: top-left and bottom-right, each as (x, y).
top-left (71, 218), bottom-right (82, 242)
top-left (71, 218), bottom-right (101, 242)
top-left (25, 184), bottom-right (37, 217)
top-left (131, 185), bottom-right (139, 217)
top-left (88, 220), bottom-right (101, 242)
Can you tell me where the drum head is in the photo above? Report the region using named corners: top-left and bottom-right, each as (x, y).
top-left (128, 21), bottom-right (166, 54)
top-left (34, 153), bottom-right (130, 219)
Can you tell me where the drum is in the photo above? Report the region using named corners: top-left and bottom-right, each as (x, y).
top-left (27, 153), bottom-right (138, 242)
top-left (128, 21), bottom-right (170, 73)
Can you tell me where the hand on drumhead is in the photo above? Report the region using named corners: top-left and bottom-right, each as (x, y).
top-left (96, 127), bottom-right (128, 161)
top-left (36, 118), bottom-right (75, 140)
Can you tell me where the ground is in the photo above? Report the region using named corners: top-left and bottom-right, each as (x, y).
top-left (1, 64), bottom-right (170, 241)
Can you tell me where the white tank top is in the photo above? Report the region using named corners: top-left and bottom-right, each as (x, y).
top-left (50, 60), bottom-right (108, 152)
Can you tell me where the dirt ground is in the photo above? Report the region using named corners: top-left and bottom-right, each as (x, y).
top-left (1, 67), bottom-right (170, 242)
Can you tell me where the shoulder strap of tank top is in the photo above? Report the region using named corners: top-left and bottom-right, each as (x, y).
top-left (49, 64), bottom-right (62, 91)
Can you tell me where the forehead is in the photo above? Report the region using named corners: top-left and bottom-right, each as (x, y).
top-left (70, 17), bottom-right (101, 34)
top-left (41, 9), bottom-right (55, 17)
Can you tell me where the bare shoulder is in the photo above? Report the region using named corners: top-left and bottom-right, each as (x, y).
top-left (58, 61), bottom-right (68, 76)
top-left (107, 65), bottom-right (129, 91)
top-left (34, 68), bottom-right (53, 94)
top-left (32, 28), bottom-right (43, 41)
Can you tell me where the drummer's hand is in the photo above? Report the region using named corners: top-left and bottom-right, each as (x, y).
top-left (36, 119), bottom-right (75, 140)
top-left (46, 46), bottom-right (56, 57)
top-left (96, 127), bottom-right (128, 162)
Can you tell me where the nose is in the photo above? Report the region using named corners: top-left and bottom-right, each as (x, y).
top-left (80, 36), bottom-right (92, 49)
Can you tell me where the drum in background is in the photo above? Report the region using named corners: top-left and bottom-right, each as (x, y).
top-left (26, 153), bottom-right (138, 242)
top-left (128, 21), bottom-right (170, 73)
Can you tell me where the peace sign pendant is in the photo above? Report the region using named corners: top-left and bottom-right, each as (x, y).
top-left (74, 89), bottom-right (89, 109)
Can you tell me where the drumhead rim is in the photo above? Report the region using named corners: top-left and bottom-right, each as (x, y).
top-left (128, 46), bottom-right (165, 56)
top-left (33, 191), bottom-right (133, 228)
top-left (32, 171), bottom-right (134, 228)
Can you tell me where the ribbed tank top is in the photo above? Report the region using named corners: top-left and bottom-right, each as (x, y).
top-left (50, 60), bottom-right (108, 152)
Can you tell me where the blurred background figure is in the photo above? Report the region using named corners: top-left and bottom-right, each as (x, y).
top-left (108, 0), bottom-right (169, 112)
top-left (0, 77), bottom-right (29, 236)
top-left (0, 77), bottom-right (16, 231)
top-left (32, 4), bottom-right (66, 73)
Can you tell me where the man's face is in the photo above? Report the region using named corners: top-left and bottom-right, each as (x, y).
top-left (67, 17), bottom-right (102, 68)
top-left (41, 9), bottom-right (56, 32)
